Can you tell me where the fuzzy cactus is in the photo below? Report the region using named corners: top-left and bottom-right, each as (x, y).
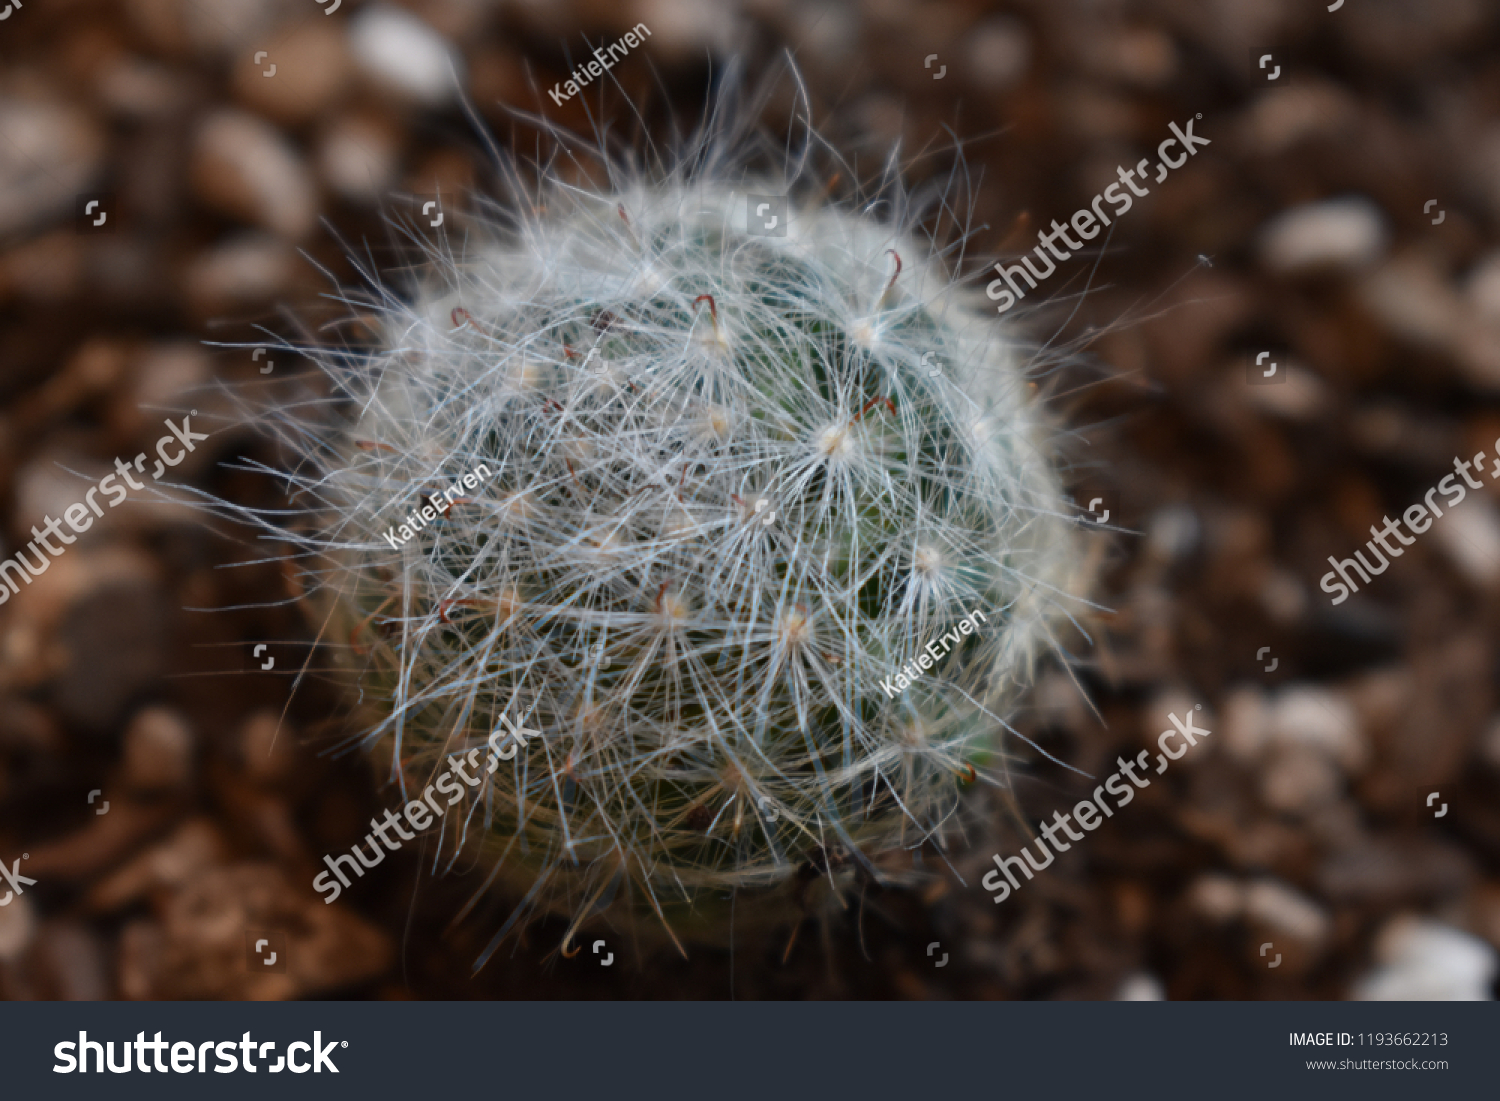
top-left (248, 129), bottom-right (1090, 957)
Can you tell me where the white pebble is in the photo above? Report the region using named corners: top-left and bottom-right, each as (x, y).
top-left (1266, 686), bottom-right (1366, 772)
top-left (349, 5), bottom-right (462, 108)
top-left (965, 17), bottom-right (1031, 91)
top-left (1240, 83), bottom-right (1359, 158)
top-left (1259, 197), bottom-right (1388, 274)
top-left (192, 110), bottom-right (318, 239)
top-left (185, 234), bottom-right (298, 312)
top-left (1354, 917), bottom-right (1497, 1001)
top-left (1261, 746), bottom-right (1342, 814)
top-left (317, 114), bottom-right (401, 204)
top-left (1115, 972), bottom-right (1167, 1000)
top-left (635, 0), bottom-right (734, 60)
top-left (0, 97), bottom-right (104, 237)
top-left (1358, 253), bottom-right (1465, 351)
top-left (1434, 495), bottom-right (1500, 590)
top-left (1145, 504), bottom-right (1201, 563)
top-left (1243, 363), bottom-right (1328, 421)
top-left (1244, 878), bottom-right (1332, 950)
top-left (1188, 874), bottom-right (1245, 923)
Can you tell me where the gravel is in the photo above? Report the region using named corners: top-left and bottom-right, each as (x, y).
top-left (0, 0), bottom-right (1496, 1004)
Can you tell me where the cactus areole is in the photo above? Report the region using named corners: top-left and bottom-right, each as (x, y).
top-left (302, 172), bottom-right (1085, 957)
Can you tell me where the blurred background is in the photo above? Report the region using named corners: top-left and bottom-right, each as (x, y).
top-left (2, 0), bottom-right (1499, 1000)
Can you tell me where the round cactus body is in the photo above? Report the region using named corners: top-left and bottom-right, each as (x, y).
top-left (303, 174), bottom-right (1086, 952)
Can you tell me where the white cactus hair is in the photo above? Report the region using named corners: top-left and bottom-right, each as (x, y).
top-left (231, 60), bottom-right (1094, 959)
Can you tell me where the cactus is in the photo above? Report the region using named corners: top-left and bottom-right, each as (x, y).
top-left (256, 128), bottom-right (1090, 959)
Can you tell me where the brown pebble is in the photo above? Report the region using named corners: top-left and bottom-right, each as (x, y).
top-left (239, 710), bottom-right (300, 785)
top-left (34, 923), bottom-right (110, 1000)
top-left (122, 705), bottom-right (195, 793)
top-left (231, 21), bottom-right (353, 126)
top-left (124, 863), bottom-right (392, 999)
top-left (89, 818), bottom-right (230, 912)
